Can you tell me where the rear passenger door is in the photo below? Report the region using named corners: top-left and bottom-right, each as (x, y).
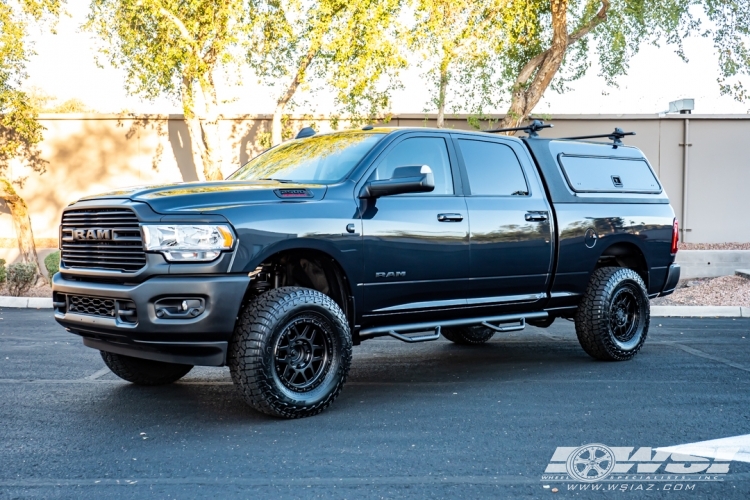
top-left (454, 136), bottom-right (554, 309)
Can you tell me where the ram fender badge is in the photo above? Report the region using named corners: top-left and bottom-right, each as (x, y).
top-left (375, 271), bottom-right (406, 278)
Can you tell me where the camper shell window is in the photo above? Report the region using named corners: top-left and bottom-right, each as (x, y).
top-left (557, 154), bottom-right (662, 194)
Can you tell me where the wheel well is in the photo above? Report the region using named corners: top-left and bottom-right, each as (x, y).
top-left (595, 242), bottom-right (649, 288)
top-left (242, 249), bottom-right (353, 326)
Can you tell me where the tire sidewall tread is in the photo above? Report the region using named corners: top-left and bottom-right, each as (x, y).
top-left (228, 287), bottom-right (352, 419)
top-left (575, 267), bottom-right (650, 361)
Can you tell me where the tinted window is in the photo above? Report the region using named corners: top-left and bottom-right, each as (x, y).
top-left (558, 155), bottom-right (661, 193)
top-left (372, 137), bottom-right (453, 195)
top-left (230, 133), bottom-right (384, 183)
top-left (458, 139), bottom-right (528, 196)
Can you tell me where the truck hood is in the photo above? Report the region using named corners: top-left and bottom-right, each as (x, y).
top-left (78, 180), bottom-right (328, 213)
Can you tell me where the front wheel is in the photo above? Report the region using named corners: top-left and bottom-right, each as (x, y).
top-left (228, 287), bottom-right (352, 419)
top-left (575, 267), bottom-right (650, 361)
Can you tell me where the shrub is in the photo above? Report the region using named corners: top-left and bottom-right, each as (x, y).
top-left (44, 251), bottom-right (60, 278)
top-left (0, 258), bottom-right (5, 285)
top-left (7, 263), bottom-right (37, 297)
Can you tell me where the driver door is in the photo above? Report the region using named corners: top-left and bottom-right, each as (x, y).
top-left (360, 134), bottom-right (470, 317)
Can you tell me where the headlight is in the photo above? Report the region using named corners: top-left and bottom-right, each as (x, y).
top-left (142, 225), bottom-right (235, 262)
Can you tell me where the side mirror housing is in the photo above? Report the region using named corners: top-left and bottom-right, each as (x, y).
top-left (359, 165), bottom-right (435, 198)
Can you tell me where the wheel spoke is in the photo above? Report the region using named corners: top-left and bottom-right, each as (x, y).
top-left (273, 317), bottom-right (334, 392)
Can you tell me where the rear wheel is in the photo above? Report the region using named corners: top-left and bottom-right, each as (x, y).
top-left (228, 287), bottom-right (352, 419)
top-left (441, 325), bottom-right (495, 345)
top-left (575, 267), bottom-right (650, 361)
top-left (100, 351), bottom-right (193, 385)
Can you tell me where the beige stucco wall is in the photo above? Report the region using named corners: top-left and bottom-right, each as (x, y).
top-left (1, 113), bottom-right (747, 264)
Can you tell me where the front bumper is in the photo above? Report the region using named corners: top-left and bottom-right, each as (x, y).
top-left (52, 273), bottom-right (250, 366)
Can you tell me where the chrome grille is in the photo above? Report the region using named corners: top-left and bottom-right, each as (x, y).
top-left (68, 295), bottom-right (115, 317)
top-left (61, 208), bottom-right (146, 272)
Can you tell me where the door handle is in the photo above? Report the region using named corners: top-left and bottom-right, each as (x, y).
top-left (437, 213), bottom-right (463, 222)
top-left (525, 211), bottom-right (548, 222)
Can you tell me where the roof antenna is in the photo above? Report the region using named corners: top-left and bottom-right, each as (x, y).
top-left (295, 126), bottom-right (316, 139)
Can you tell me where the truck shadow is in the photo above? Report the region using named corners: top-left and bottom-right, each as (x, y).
top-left (88, 328), bottom-right (652, 426)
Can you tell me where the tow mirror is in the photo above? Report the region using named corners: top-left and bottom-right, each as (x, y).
top-left (359, 165), bottom-right (435, 198)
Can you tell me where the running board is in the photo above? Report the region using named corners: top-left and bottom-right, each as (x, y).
top-left (359, 312), bottom-right (547, 342)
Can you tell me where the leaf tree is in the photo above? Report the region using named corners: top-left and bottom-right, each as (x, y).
top-left (409, 0), bottom-right (503, 128)
top-left (249, 0), bottom-right (405, 146)
top-left (0, 0), bottom-right (62, 283)
top-left (490, 0), bottom-right (750, 129)
top-left (87, 0), bottom-right (252, 180)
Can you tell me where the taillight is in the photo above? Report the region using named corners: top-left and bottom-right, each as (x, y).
top-left (671, 218), bottom-right (679, 254)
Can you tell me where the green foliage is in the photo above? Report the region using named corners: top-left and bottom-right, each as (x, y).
top-left (408, 0), bottom-right (503, 120)
top-left (0, 0), bottom-right (61, 174)
top-left (44, 250), bottom-right (59, 277)
top-left (26, 87), bottom-right (91, 113)
top-left (248, 0), bottom-right (405, 120)
top-left (86, 0), bottom-right (249, 114)
top-left (7, 263), bottom-right (36, 297)
top-left (469, 0), bottom-right (750, 117)
top-left (0, 258), bottom-right (6, 285)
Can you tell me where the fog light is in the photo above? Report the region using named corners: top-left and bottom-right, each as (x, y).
top-left (154, 298), bottom-right (205, 319)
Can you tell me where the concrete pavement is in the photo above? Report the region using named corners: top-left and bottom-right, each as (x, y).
top-left (0, 309), bottom-right (749, 498)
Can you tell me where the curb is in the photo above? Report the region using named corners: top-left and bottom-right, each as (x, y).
top-left (1, 296), bottom-right (748, 318)
top-left (0, 297), bottom-right (53, 309)
top-left (650, 305), bottom-right (750, 318)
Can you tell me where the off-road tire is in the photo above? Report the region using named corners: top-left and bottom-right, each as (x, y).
top-left (100, 351), bottom-right (193, 385)
top-left (228, 287), bottom-right (352, 419)
top-left (575, 266), bottom-right (650, 361)
top-left (441, 325), bottom-right (495, 345)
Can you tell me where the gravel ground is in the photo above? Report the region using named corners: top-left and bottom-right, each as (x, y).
top-left (680, 242), bottom-right (750, 250)
top-left (652, 274), bottom-right (750, 307)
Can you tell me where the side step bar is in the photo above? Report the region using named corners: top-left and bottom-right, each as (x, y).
top-left (359, 312), bottom-right (548, 343)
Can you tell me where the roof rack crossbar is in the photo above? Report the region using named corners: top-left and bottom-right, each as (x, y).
top-left (561, 127), bottom-right (635, 147)
top-left (484, 119), bottom-right (552, 138)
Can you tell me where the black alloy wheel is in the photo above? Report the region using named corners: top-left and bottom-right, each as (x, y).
top-left (609, 284), bottom-right (641, 345)
top-left (273, 315), bottom-right (333, 393)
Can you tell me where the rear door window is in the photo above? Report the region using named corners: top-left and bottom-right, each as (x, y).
top-left (558, 155), bottom-right (661, 193)
top-left (458, 139), bottom-right (529, 196)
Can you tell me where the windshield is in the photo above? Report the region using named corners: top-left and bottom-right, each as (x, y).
top-left (229, 132), bottom-right (385, 184)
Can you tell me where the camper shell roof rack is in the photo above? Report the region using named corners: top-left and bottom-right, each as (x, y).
top-left (560, 127), bottom-right (636, 148)
top-left (484, 120), bottom-right (636, 148)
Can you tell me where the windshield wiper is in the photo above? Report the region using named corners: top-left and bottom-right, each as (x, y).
top-left (257, 178), bottom-right (294, 183)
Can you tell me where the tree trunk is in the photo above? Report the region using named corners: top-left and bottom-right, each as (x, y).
top-left (180, 76), bottom-right (223, 181)
top-left (500, 0), bottom-right (610, 130)
top-left (272, 49), bottom-right (318, 146)
top-left (500, 0), bottom-right (569, 129)
top-left (198, 75), bottom-right (224, 181)
top-left (0, 177), bottom-right (45, 284)
top-left (436, 56), bottom-right (450, 128)
top-left (271, 101), bottom-right (286, 147)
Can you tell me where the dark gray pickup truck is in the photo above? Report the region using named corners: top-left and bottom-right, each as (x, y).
top-left (52, 121), bottom-right (680, 418)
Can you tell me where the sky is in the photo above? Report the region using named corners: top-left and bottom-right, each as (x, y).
top-left (23, 1), bottom-right (749, 116)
